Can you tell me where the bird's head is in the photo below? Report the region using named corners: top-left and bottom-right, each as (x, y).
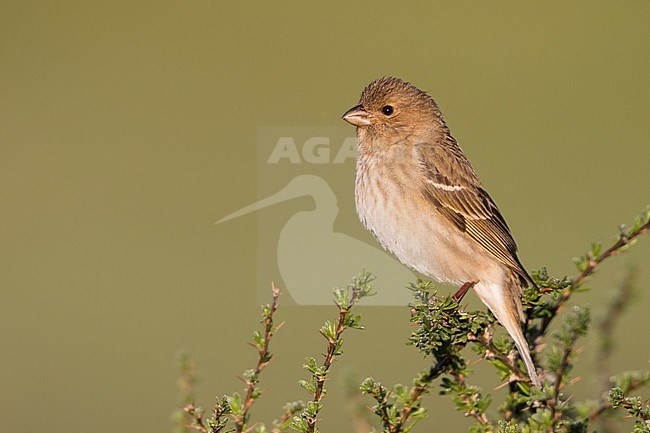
top-left (342, 77), bottom-right (442, 135)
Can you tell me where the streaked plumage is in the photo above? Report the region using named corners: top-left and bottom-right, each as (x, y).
top-left (343, 77), bottom-right (541, 387)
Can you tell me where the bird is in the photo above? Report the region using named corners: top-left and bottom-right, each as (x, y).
top-left (342, 77), bottom-right (541, 387)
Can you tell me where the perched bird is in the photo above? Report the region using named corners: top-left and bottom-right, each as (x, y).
top-left (342, 77), bottom-right (541, 387)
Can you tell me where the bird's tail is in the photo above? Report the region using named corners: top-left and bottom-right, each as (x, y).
top-left (473, 280), bottom-right (541, 388)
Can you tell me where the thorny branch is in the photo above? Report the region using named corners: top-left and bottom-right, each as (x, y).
top-left (236, 283), bottom-right (283, 432)
top-left (469, 329), bottom-right (529, 384)
top-left (184, 404), bottom-right (209, 433)
top-left (366, 355), bottom-right (463, 433)
top-left (596, 268), bottom-right (637, 391)
top-left (183, 283), bottom-right (283, 433)
top-left (536, 215), bottom-right (650, 342)
top-left (306, 290), bottom-right (361, 433)
top-left (271, 402), bottom-right (304, 433)
top-left (549, 332), bottom-right (579, 431)
top-left (397, 357), bottom-right (451, 430)
top-left (179, 208), bottom-right (650, 433)
top-left (588, 378), bottom-right (649, 422)
top-left (451, 369), bottom-right (493, 428)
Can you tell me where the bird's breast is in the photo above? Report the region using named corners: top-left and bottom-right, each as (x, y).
top-left (355, 156), bottom-right (500, 285)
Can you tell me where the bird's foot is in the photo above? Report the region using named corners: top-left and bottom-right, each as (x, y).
top-left (452, 281), bottom-right (477, 303)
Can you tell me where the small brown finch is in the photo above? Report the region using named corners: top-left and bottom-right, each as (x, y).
top-left (342, 77), bottom-right (541, 387)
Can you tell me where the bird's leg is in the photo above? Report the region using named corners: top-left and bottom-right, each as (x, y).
top-left (452, 281), bottom-right (477, 303)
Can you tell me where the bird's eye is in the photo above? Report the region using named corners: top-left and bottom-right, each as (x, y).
top-left (381, 105), bottom-right (394, 116)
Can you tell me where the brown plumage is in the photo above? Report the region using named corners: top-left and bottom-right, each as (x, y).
top-left (343, 77), bottom-right (541, 387)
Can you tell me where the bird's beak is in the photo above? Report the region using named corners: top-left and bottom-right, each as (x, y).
top-left (342, 104), bottom-right (371, 126)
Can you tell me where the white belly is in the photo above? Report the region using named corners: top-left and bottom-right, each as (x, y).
top-left (355, 173), bottom-right (502, 285)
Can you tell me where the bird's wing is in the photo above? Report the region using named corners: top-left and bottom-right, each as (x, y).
top-left (416, 142), bottom-right (534, 286)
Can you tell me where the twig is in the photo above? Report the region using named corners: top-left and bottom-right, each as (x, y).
top-left (378, 394), bottom-right (393, 431)
top-left (364, 356), bottom-right (452, 433)
top-left (393, 356), bottom-right (452, 432)
top-left (306, 290), bottom-right (360, 433)
top-left (451, 369), bottom-right (493, 429)
top-left (184, 401), bottom-right (231, 433)
top-left (175, 352), bottom-right (198, 433)
top-left (595, 268), bottom-right (637, 392)
top-left (539, 217), bottom-right (649, 339)
top-left (271, 413), bottom-right (292, 433)
top-left (362, 380), bottom-right (393, 431)
top-left (235, 283), bottom-right (283, 432)
top-left (572, 219), bottom-right (647, 290)
top-left (184, 404), bottom-right (209, 433)
top-left (183, 283), bottom-right (283, 433)
top-left (271, 402), bottom-right (304, 433)
top-left (290, 272), bottom-right (374, 433)
top-left (549, 334), bottom-right (578, 431)
top-left (588, 378), bottom-right (649, 421)
top-left (177, 352), bottom-right (197, 404)
top-left (469, 329), bottom-right (529, 385)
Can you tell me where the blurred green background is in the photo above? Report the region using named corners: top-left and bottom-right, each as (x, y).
top-left (1, 2), bottom-right (649, 432)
